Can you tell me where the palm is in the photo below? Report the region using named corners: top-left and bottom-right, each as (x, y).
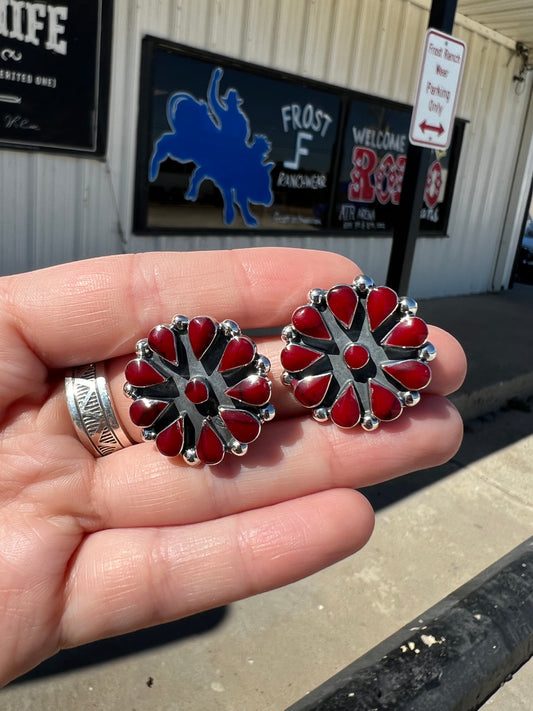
top-left (0, 248), bottom-right (466, 686)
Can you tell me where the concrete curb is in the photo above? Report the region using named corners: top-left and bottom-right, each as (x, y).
top-left (286, 537), bottom-right (533, 711)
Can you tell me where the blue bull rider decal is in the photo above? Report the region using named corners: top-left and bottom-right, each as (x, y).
top-left (150, 67), bottom-right (274, 227)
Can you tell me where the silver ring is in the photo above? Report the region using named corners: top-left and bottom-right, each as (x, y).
top-left (65, 362), bottom-right (134, 457)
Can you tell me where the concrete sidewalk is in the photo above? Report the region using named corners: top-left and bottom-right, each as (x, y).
top-left (2, 284), bottom-right (533, 710)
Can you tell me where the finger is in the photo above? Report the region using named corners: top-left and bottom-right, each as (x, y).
top-left (68, 395), bottom-right (462, 530)
top-left (59, 488), bottom-right (374, 648)
top-left (1, 248), bottom-right (359, 368)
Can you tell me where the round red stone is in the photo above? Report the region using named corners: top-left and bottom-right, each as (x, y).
top-left (148, 325), bottom-right (177, 362)
top-left (293, 373), bottom-right (332, 408)
top-left (327, 285), bottom-right (358, 329)
top-left (292, 305), bottom-right (331, 340)
top-left (188, 316), bottom-right (217, 360)
top-left (280, 343), bottom-right (324, 372)
top-left (225, 375), bottom-right (271, 406)
top-left (220, 408), bottom-right (261, 443)
top-left (369, 381), bottom-right (402, 421)
top-left (197, 421), bottom-right (225, 464)
top-left (156, 419), bottom-right (184, 457)
top-left (125, 359), bottom-right (166, 387)
top-left (218, 336), bottom-right (255, 372)
top-left (382, 360), bottom-right (432, 390)
top-left (185, 378), bottom-right (209, 404)
top-left (381, 317), bottom-right (428, 348)
top-left (344, 344), bottom-right (370, 370)
top-left (367, 287), bottom-right (398, 331)
top-left (129, 398), bottom-right (168, 427)
top-left (330, 383), bottom-right (361, 428)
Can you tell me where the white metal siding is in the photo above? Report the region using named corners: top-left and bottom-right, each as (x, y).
top-left (1, 0), bottom-right (532, 298)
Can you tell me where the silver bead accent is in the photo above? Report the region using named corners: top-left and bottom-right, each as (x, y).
top-left (260, 403), bottom-right (276, 422)
top-left (362, 414), bottom-right (380, 431)
top-left (231, 441), bottom-right (248, 457)
top-left (255, 355), bottom-right (271, 375)
top-left (400, 297), bottom-right (418, 316)
top-left (141, 428), bottom-right (157, 441)
top-left (353, 274), bottom-right (375, 294)
top-left (135, 338), bottom-right (151, 358)
top-left (221, 319), bottom-right (241, 337)
top-left (184, 448), bottom-right (200, 465)
top-left (123, 382), bottom-right (135, 399)
top-left (419, 342), bottom-right (437, 362)
top-left (401, 391), bottom-right (421, 407)
top-left (313, 407), bottom-right (329, 422)
top-left (282, 371), bottom-right (293, 386)
top-left (281, 325), bottom-right (297, 343)
top-left (172, 314), bottom-right (189, 331)
top-left (308, 288), bottom-right (326, 305)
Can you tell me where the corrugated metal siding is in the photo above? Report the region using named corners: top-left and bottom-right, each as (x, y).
top-left (1, 0), bottom-right (532, 298)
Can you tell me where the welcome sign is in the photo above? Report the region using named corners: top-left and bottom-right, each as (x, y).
top-left (0, 0), bottom-right (112, 153)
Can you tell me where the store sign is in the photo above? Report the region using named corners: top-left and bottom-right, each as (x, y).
top-left (135, 39), bottom-right (464, 235)
top-left (141, 46), bottom-right (340, 231)
top-left (0, 0), bottom-right (113, 153)
top-left (334, 99), bottom-right (460, 232)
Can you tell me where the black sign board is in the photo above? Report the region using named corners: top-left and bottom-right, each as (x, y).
top-left (0, 0), bottom-right (113, 154)
top-left (134, 38), bottom-right (464, 236)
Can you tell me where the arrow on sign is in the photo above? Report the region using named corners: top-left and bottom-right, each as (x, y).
top-left (419, 120), bottom-right (445, 136)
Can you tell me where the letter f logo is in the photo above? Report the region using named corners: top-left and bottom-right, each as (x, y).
top-left (284, 131), bottom-right (313, 170)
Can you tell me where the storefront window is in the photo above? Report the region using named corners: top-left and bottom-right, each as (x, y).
top-left (134, 38), bottom-right (464, 236)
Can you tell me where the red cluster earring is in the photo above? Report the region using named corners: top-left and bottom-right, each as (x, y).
top-left (124, 315), bottom-right (274, 465)
top-left (280, 275), bottom-right (435, 430)
top-left (123, 275), bottom-right (435, 464)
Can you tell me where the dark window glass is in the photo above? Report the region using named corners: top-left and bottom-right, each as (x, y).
top-left (145, 48), bottom-right (341, 231)
top-left (135, 38), bottom-right (465, 236)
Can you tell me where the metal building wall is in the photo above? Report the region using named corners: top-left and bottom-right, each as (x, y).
top-left (1, 0), bottom-right (531, 298)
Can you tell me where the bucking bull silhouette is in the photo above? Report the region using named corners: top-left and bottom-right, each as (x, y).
top-left (150, 67), bottom-right (274, 227)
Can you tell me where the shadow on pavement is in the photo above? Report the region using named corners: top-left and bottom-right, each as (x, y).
top-left (362, 396), bottom-right (533, 512)
top-left (11, 607), bottom-right (227, 684)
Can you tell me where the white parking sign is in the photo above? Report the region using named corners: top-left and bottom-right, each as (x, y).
top-left (409, 29), bottom-right (466, 150)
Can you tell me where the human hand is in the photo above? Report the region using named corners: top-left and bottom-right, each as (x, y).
top-left (0, 248), bottom-right (466, 686)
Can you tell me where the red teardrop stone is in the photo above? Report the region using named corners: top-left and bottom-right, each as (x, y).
top-left (344, 344), bottom-right (370, 370)
top-left (129, 398), bottom-right (168, 427)
top-left (382, 360), bottom-right (432, 390)
top-left (280, 343), bottom-right (324, 372)
top-left (225, 375), bottom-right (271, 406)
top-left (292, 305), bottom-right (331, 340)
top-left (188, 316), bottom-right (217, 360)
top-left (381, 317), bottom-right (429, 348)
top-left (148, 325), bottom-right (177, 362)
top-left (156, 419), bottom-right (184, 457)
top-left (218, 336), bottom-right (255, 372)
top-left (330, 383), bottom-right (361, 428)
top-left (293, 373), bottom-right (332, 408)
top-left (369, 381), bottom-right (402, 421)
top-left (220, 408), bottom-right (261, 443)
top-left (367, 287), bottom-right (398, 331)
top-left (125, 359), bottom-right (166, 387)
top-left (327, 285), bottom-right (358, 328)
top-left (185, 379), bottom-right (209, 404)
top-left (197, 421), bottom-right (225, 464)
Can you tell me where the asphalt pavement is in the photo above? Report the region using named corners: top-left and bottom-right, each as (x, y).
top-left (1, 283), bottom-right (533, 710)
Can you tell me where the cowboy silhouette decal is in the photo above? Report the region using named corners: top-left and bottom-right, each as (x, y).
top-left (150, 67), bottom-right (274, 227)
